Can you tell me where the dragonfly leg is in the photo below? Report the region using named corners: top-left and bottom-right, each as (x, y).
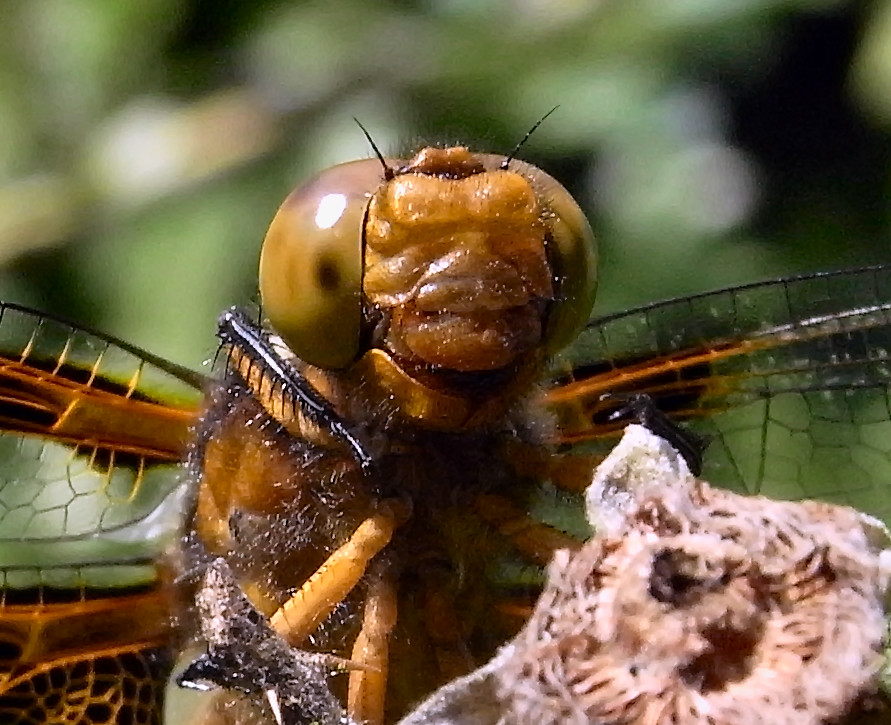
top-left (418, 562), bottom-right (477, 682)
top-left (474, 494), bottom-right (581, 565)
top-left (347, 560), bottom-right (397, 725)
top-left (270, 500), bottom-right (410, 645)
top-left (181, 557), bottom-right (347, 725)
top-left (602, 392), bottom-right (708, 475)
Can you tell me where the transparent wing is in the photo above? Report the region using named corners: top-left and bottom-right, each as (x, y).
top-left (544, 265), bottom-right (891, 525)
top-left (0, 305), bottom-right (204, 723)
top-left (0, 303), bottom-right (203, 542)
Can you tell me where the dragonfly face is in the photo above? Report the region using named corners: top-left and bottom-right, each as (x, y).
top-left (257, 145), bottom-right (596, 420)
top-left (1, 146), bottom-right (890, 725)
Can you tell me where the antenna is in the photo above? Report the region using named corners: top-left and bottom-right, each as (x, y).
top-left (501, 105), bottom-right (560, 169)
top-left (354, 118), bottom-right (395, 180)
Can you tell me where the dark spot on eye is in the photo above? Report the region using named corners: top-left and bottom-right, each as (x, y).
top-left (316, 256), bottom-right (340, 292)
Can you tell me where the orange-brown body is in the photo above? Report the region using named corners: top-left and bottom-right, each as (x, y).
top-left (191, 369), bottom-right (568, 721)
top-left (190, 147), bottom-right (595, 722)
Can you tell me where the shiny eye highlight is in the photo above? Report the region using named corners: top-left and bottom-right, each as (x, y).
top-left (259, 159), bottom-right (386, 369)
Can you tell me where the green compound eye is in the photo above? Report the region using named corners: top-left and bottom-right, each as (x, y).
top-left (259, 159), bottom-right (385, 369)
top-left (503, 157), bottom-right (598, 355)
top-left (543, 178), bottom-right (598, 355)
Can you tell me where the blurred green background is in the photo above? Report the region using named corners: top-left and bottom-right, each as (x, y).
top-left (2, 0), bottom-right (891, 372)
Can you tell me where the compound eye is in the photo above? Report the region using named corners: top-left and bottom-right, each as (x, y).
top-left (541, 176), bottom-right (598, 355)
top-left (511, 161), bottom-right (597, 355)
top-left (259, 159), bottom-right (386, 369)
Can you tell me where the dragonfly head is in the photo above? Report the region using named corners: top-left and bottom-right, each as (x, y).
top-left (259, 146), bottom-right (597, 379)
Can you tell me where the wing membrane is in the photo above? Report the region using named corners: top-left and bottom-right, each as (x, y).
top-left (0, 570), bottom-right (174, 725)
top-left (0, 304), bottom-right (203, 542)
top-left (0, 305), bottom-right (203, 722)
top-left (0, 303), bottom-right (203, 458)
top-left (545, 265), bottom-right (891, 524)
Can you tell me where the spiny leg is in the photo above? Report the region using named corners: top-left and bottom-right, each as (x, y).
top-left (270, 500), bottom-right (409, 646)
top-left (180, 503), bottom-right (408, 722)
top-left (473, 493), bottom-right (581, 566)
top-left (418, 562), bottom-right (476, 683)
top-left (181, 557), bottom-right (347, 725)
top-left (347, 559), bottom-right (397, 725)
top-left (473, 492), bottom-right (585, 630)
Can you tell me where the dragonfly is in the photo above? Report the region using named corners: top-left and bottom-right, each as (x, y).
top-left (0, 142), bottom-right (889, 725)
